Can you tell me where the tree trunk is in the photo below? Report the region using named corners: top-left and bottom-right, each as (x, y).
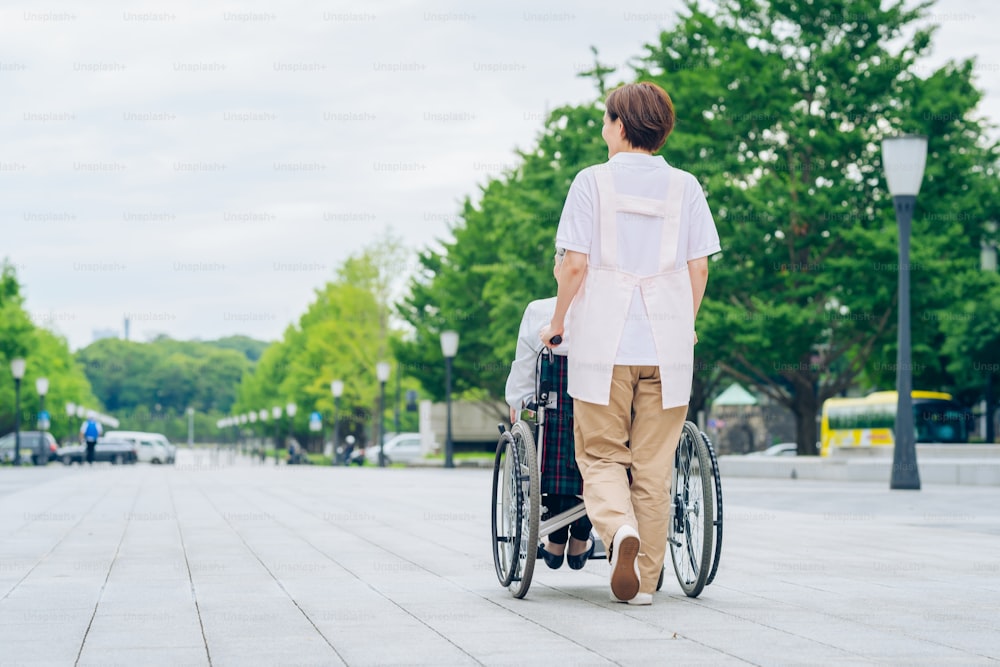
top-left (792, 388), bottom-right (819, 456)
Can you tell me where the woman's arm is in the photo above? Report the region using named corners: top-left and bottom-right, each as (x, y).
top-left (688, 256), bottom-right (709, 321)
top-left (540, 250), bottom-right (587, 346)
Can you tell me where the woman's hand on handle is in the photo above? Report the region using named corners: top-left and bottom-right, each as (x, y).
top-left (539, 323), bottom-right (563, 349)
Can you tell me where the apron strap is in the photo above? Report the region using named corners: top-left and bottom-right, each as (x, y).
top-left (594, 164), bottom-right (687, 272)
top-left (658, 166), bottom-right (686, 273)
top-left (593, 169), bottom-right (619, 269)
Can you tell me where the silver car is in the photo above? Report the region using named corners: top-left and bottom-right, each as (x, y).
top-left (365, 433), bottom-right (426, 466)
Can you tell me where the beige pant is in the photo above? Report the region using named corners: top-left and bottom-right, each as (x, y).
top-left (574, 365), bottom-right (688, 594)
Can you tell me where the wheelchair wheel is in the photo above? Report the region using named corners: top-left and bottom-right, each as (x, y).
top-left (703, 430), bottom-right (724, 586)
top-left (490, 422), bottom-right (539, 598)
top-left (668, 421), bottom-right (715, 598)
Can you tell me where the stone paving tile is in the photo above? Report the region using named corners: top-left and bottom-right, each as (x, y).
top-left (2, 456), bottom-right (1000, 666)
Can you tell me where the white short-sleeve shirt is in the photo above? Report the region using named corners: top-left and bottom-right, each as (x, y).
top-left (555, 152), bottom-right (721, 365)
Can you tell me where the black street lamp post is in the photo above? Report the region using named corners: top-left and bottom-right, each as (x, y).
top-left (982, 221), bottom-right (998, 443)
top-left (376, 362), bottom-right (390, 467)
top-left (882, 134), bottom-right (928, 491)
top-left (271, 406), bottom-right (282, 465)
top-left (36, 377), bottom-right (49, 433)
top-left (440, 331), bottom-right (459, 469)
top-left (285, 402), bottom-right (297, 461)
top-left (331, 380), bottom-right (344, 465)
top-left (394, 364), bottom-right (401, 436)
top-left (258, 409), bottom-right (269, 464)
top-left (11, 359), bottom-right (26, 466)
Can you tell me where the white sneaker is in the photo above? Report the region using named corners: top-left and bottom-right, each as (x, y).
top-left (609, 525), bottom-right (640, 602)
top-left (627, 592), bottom-right (653, 606)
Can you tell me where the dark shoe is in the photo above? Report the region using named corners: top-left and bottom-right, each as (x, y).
top-left (566, 539), bottom-right (595, 570)
top-left (537, 544), bottom-right (564, 570)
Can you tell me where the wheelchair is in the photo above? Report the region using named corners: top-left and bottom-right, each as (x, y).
top-left (491, 346), bottom-right (723, 599)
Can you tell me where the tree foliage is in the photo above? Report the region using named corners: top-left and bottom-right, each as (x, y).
top-left (234, 237), bottom-right (423, 448)
top-left (633, 0), bottom-right (998, 452)
top-left (396, 0), bottom-right (999, 453)
top-left (0, 260), bottom-right (99, 442)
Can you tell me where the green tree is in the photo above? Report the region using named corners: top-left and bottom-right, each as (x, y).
top-left (0, 260), bottom-right (99, 442)
top-left (632, 0), bottom-right (998, 453)
top-left (207, 335), bottom-right (270, 362)
top-left (234, 239), bottom-right (423, 450)
top-left (398, 0), bottom-right (998, 455)
top-left (75, 336), bottom-right (254, 441)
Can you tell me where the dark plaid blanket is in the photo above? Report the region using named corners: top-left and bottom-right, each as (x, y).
top-left (538, 353), bottom-right (584, 496)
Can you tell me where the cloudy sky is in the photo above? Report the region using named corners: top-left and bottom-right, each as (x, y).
top-left (2, 0), bottom-right (997, 350)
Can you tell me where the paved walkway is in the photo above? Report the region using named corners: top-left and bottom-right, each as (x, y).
top-left (1, 450), bottom-right (998, 666)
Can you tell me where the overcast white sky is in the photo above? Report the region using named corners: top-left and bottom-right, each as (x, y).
top-left (2, 0), bottom-right (997, 351)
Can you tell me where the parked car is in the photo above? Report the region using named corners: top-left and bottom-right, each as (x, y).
top-left (0, 431), bottom-right (59, 465)
top-left (365, 433), bottom-right (426, 466)
top-left (57, 439), bottom-right (138, 465)
top-left (748, 442), bottom-right (798, 457)
top-left (104, 431), bottom-right (175, 464)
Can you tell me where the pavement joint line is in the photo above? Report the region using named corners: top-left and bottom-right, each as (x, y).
top-left (700, 580), bottom-right (996, 663)
top-left (189, 472), bottom-right (351, 666)
top-left (0, 478), bottom-right (116, 603)
top-left (167, 472), bottom-right (214, 666)
top-left (5, 459), bottom-right (998, 664)
top-left (271, 476), bottom-right (745, 665)
top-left (74, 475), bottom-right (145, 667)
top-left (542, 583), bottom-right (760, 665)
top-left (260, 481), bottom-right (619, 667)
top-left (228, 477), bottom-right (487, 666)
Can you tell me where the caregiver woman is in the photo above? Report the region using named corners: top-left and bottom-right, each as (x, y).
top-left (540, 81), bottom-right (721, 606)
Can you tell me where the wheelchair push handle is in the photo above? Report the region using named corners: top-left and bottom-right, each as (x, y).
top-left (549, 335), bottom-right (562, 346)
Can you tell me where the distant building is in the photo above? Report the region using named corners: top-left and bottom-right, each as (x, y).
top-left (708, 383), bottom-right (796, 454)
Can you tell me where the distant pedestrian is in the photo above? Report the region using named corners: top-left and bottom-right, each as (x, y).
top-left (79, 413), bottom-right (102, 465)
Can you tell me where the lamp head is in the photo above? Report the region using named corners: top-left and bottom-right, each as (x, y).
top-left (881, 134), bottom-right (928, 197)
top-left (440, 330), bottom-right (460, 358)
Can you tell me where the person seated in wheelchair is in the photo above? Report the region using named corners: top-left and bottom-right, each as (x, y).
top-left (504, 247), bottom-right (595, 570)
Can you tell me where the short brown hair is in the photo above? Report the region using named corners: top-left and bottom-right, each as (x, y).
top-left (605, 82), bottom-right (675, 152)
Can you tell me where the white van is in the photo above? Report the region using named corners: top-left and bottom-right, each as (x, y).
top-left (104, 431), bottom-right (176, 464)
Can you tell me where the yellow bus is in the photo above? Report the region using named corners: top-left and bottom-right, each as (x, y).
top-left (820, 391), bottom-right (972, 456)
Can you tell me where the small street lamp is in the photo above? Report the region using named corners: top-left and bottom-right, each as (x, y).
top-left (286, 402), bottom-right (297, 458)
top-left (36, 377), bottom-right (50, 431)
top-left (10, 358), bottom-right (26, 466)
top-left (440, 331), bottom-right (460, 469)
top-left (981, 221), bottom-right (998, 443)
top-left (882, 134), bottom-right (928, 491)
top-left (258, 409), bottom-right (269, 463)
top-left (238, 414), bottom-right (248, 452)
top-left (331, 380), bottom-right (344, 465)
top-left (376, 362), bottom-right (391, 467)
top-left (272, 406), bottom-right (282, 465)
top-left (394, 362), bottom-right (401, 436)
